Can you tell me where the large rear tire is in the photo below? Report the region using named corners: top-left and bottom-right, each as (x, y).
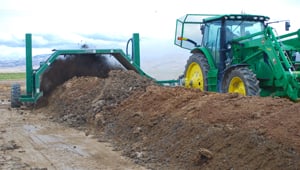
top-left (11, 83), bottom-right (21, 108)
top-left (184, 53), bottom-right (209, 91)
top-left (222, 67), bottom-right (260, 96)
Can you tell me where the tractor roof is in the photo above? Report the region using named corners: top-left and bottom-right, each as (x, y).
top-left (177, 14), bottom-right (270, 25)
top-left (203, 14), bottom-right (270, 23)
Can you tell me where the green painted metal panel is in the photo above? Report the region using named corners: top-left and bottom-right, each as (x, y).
top-left (190, 47), bottom-right (218, 91)
top-left (207, 69), bottom-right (218, 91)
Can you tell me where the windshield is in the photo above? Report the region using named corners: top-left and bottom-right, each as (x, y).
top-left (225, 20), bottom-right (265, 39)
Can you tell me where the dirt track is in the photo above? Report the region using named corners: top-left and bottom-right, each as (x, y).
top-left (1, 70), bottom-right (300, 169)
top-left (0, 79), bottom-right (145, 170)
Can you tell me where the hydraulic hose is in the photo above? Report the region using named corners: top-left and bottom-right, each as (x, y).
top-left (126, 38), bottom-right (133, 60)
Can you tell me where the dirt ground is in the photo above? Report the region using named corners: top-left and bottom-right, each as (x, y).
top-left (1, 70), bottom-right (300, 169)
top-left (0, 80), bottom-right (146, 170)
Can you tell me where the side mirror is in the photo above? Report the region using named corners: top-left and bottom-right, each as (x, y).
top-left (285, 21), bottom-right (291, 31)
top-left (200, 25), bottom-right (205, 35)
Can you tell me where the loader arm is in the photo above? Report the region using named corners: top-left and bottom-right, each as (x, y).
top-left (231, 27), bottom-right (300, 100)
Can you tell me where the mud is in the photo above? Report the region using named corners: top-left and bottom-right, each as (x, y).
top-left (35, 70), bottom-right (300, 169)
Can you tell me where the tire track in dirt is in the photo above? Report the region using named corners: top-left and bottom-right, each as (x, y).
top-left (0, 107), bottom-right (147, 170)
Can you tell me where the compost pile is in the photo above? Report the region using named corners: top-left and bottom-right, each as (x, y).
top-left (37, 70), bottom-right (300, 170)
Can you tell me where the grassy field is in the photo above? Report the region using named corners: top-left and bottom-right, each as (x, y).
top-left (0, 72), bottom-right (26, 80)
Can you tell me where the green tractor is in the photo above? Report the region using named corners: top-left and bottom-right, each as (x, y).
top-left (175, 14), bottom-right (300, 101)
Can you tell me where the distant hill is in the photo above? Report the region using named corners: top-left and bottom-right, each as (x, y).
top-left (0, 54), bottom-right (50, 72)
top-left (0, 54), bottom-right (50, 67)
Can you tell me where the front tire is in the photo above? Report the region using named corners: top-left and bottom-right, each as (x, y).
top-left (183, 53), bottom-right (209, 91)
top-left (222, 67), bottom-right (260, 96)
top-left (11, 83), bottom-right (21, 108)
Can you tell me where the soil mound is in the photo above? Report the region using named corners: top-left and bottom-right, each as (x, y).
top-left (39, 70), bottom-right (154, 130)
top-left (112, 86), bottom-right (300, 169)
top-left (37, 70), bottom-right (300, 169)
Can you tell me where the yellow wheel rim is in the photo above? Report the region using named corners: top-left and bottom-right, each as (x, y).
top-left (228, 77), bottom-right (246, 95)
top-left (185, 62), bottom-right (204, 90)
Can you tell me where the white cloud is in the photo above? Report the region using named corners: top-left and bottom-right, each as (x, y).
top-left (1, 0), bottom-right (299, 36)
top-left (1, 0), bottom-right (300, 79)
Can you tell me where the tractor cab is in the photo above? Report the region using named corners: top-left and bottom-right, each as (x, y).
top-left (202, 14), bottom-right (269, 73)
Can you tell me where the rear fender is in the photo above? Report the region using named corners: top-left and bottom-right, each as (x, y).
top-left (222, 64), bottom-right (249, 78)
top-left (191, 47), bottom-right (217, 69)
top-left (191, 47), bottom-right (219, 91)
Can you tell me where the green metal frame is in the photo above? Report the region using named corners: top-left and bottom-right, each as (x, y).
top-left (174, 14), bottom-right (220, 50)
top-left (20, 33), bottom-right (179, 103)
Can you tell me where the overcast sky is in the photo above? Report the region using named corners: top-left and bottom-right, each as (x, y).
top-left (0, 0), bottom-right (299, 79)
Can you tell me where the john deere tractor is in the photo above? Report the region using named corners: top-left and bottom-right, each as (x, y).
top-left (175, 14), bottom-right (300, 101)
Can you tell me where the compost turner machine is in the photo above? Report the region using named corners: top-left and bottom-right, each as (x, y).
top-left (11, 33), bottom-right (177, 107)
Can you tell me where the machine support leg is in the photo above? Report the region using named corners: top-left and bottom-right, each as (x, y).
top-left (132, 33), bottom-right (140, 67)
top-left (25, 33), bottom-right (33, 95)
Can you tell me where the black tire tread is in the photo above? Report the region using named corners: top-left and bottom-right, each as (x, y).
top-left (184, 53), bottom-right (210, 90)
top-left (11, 83), bottom-right (21, 108)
